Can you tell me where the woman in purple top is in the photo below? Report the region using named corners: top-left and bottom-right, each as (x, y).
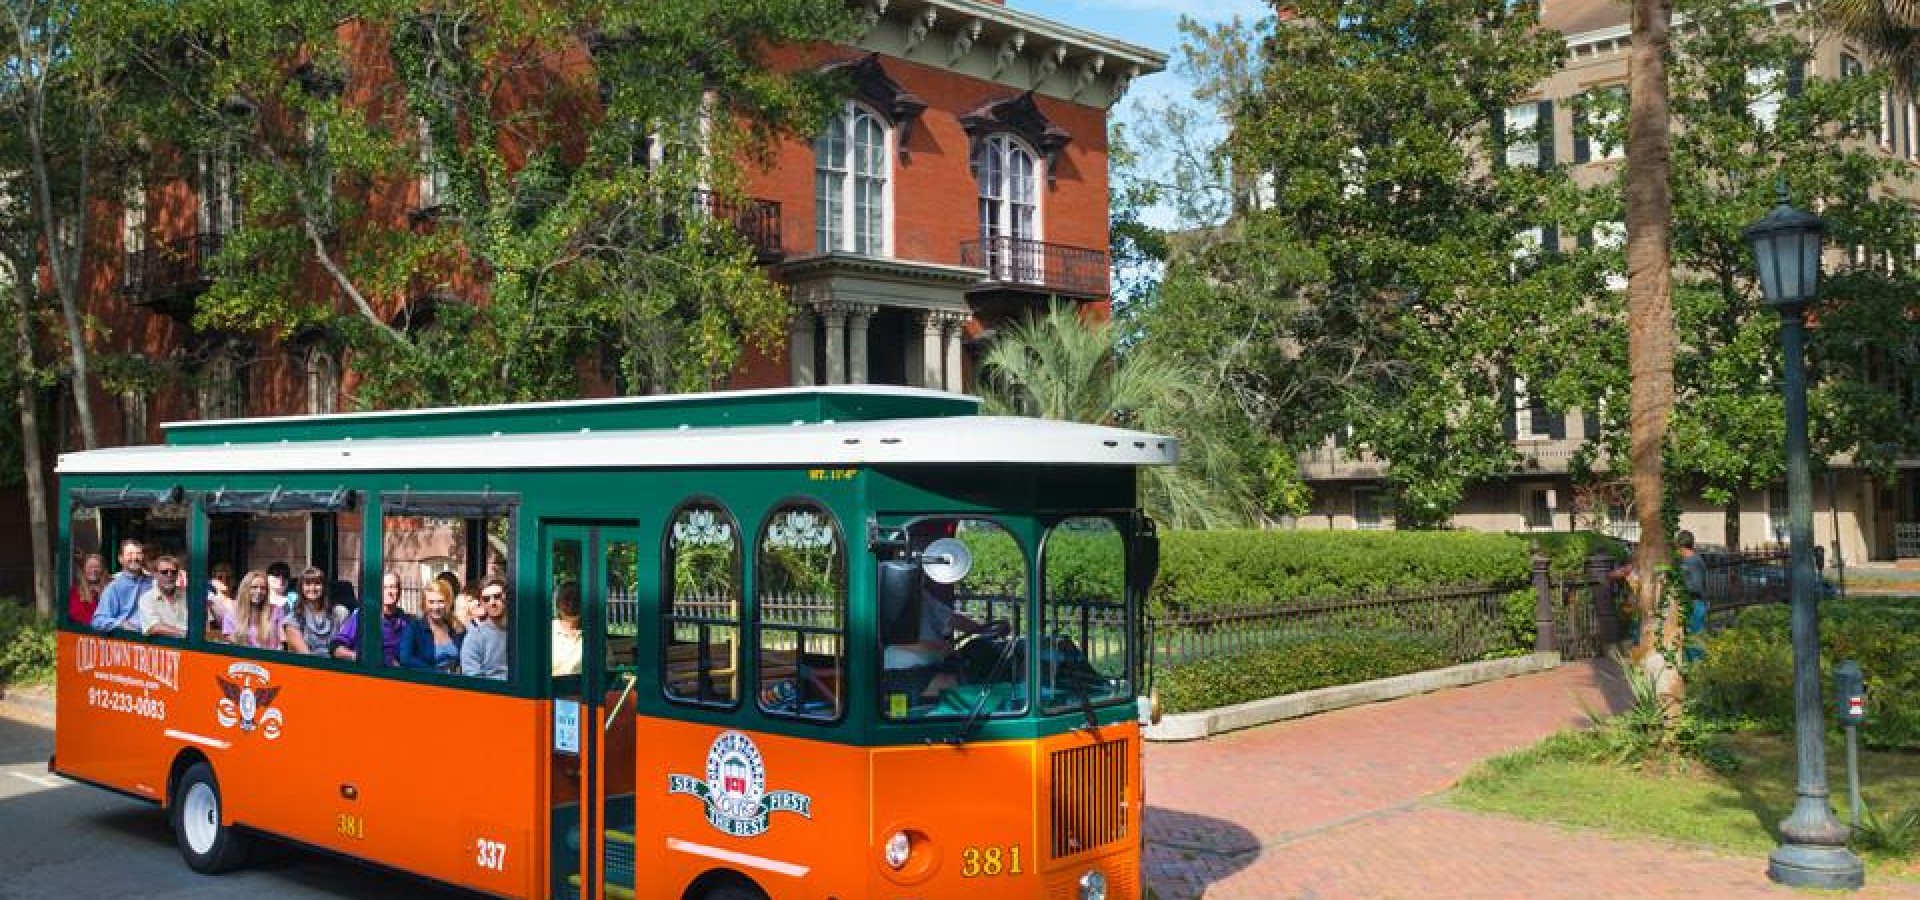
top-left (223, 570), bottom-right (285, 650)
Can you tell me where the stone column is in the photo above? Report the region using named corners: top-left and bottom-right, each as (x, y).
top-left (920, 311), bottom-right (946, 389)
top-left (846, 303), bottom-right (876, 385)
top-left (942, 313), bottom-right (967, 392)
top-left (787, 302), bottom-right (817, 387)
top-left (822, 303), bottom-right (849, 386)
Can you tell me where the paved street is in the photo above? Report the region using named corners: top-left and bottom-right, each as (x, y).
top-left (1143, 659), bottom-right (1920, 899)
top-left (6, 665), bottom-right (1920, 898)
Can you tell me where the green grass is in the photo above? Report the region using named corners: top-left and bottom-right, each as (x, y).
top-left (1451, 729), bottom-right (1920, 878)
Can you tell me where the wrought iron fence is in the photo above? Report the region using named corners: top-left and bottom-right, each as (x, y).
top-left (1700, 548), bottom-right (1791, 617)
top-left (1898, 523), bottom-right (1920, 559)
top-left (960, 236), bottom-right (1109, 296)
top-left (1145, 582), bottom-right (1530, 671)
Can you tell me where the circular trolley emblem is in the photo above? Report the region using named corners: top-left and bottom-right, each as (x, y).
top-left (668, 731), bottom-right (813, 837)
top-left (214, 662), bottom-right (284, 740)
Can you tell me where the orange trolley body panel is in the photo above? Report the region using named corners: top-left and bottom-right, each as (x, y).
top-left (631, 716), bottom-right (1143, 900)
top-left (55, 632), bottom-right (546, 899)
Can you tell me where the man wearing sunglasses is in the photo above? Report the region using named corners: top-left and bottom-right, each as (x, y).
top-left (459, 578), bottom-right (510, 680)
top-left (138, 555), bottom-right (189, 639)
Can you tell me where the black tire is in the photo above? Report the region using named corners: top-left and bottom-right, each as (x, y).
top-left (169, 761), bottom-right (252, 874)
top-left (702, 879), bottom-right (768, 900)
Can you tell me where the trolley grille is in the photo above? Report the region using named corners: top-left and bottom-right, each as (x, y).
top-left (1049, 739), bottom-right (1129, 859)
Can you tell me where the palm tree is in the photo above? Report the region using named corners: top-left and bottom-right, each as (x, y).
top-left (978, 304), bottom-right (1257, 529)
top-left (1820, 0), bottom-right (1920, 89)
top-left (1626, 0), bottom-right (1684, 709)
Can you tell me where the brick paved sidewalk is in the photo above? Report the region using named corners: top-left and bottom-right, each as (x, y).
top-left (1143, 658), bottom-right (1920, 899)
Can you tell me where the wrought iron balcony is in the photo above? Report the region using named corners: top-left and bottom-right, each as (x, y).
top-left (688, 189), bottom-right (783, 263)
top-left (121, 232), bottom-right (225, 321)
top-left (960, 236), bottom-right (1109, 298)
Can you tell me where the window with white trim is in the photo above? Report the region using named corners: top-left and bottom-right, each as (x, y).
top-left (1594, 221), bottom-right (1627, 291)
top-left (813, 104), bottom-right (890, 256)
top-left (417, 117), bottom-right (450, 211)
top-left (1573, 87), bottom-right (1625, 162)
top-left (197, 148), bottom-right (241, 236)
top-left (973, 134), bottom-right (1041, 282)
top-left (121, 179), bottom-right (146, 290)
top-left (1748, 67), bottom-right (1782, 130)
top-left (1503, 101), bottom-right (1553, 169)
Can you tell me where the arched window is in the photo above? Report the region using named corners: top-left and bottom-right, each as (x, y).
top-left (973, 134), bottom-right (1040, 282)
top-left (196, 343), bottom-right (249, 420)
top-left (663, 500), bottom-right (741, 707)
top-left (305, 346), bottom-right (340, 415)
top-left (814, 104), bottom-right (889, 256)
top-left (755, 503), bottom-right (845, 721)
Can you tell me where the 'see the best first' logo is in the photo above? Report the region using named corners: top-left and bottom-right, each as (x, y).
top-left (668, 731), bottom-right (812, 837)
top-left (215, 662), bottom-right (284, 740)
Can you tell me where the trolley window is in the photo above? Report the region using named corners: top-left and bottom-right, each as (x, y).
top-left (1040, 516), bottom-right (1131, 713)
top-left (755, 503), bottom-right (845, 721)
top-left (663, 501), bottom-right (741, 708)
top-left (880, 517), bottom-right (1028, 721)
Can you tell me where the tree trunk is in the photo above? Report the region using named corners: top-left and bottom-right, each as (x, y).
top-left (21, 37), bottom-right (98, 450)
top-left (1627, 0), bottom-right (1683, 709)
top-left (7, 272), bottom-right (55, 619)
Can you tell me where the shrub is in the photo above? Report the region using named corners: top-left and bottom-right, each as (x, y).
top-left (1693, 598), bottom-right (1920, 750)
top-left (1155, 631), bottom-right (1451, 713)
top-left (0, 602), bottom-right (55, 687)
top-left (1152, 530), bottom-right (1519, 613)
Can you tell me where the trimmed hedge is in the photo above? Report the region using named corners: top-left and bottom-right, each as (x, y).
top-left (1694, 598), bottom-right (1920, 750)
top-left (1155, 631), bottom-right (1452, 714)
top-left (1150, 530), bottom-right (1608, 614)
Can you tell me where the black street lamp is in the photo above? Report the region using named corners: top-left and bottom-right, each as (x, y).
top-left (1744, 189), bottom-right (1865, 890)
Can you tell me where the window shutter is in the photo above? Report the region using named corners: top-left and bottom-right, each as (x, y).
top-left (1572, 100), bottom-right (1590, 163)
top-left (1787, 58), bottom-right (1806, 97)
top-left (1548, 409), bottom-right (1568, 441)
top-left (1536, 99), bottom-right (1555, 169)
top-left (1583, 409), bottom-right (1601, 440)
top-left (1501, 379), bottom-right (1519, 441)
top-left (1542, 225), bottom-right (1560, 255)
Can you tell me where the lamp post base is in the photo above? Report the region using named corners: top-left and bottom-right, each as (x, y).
top-left (1768, 842), bottom-right (1865, 890)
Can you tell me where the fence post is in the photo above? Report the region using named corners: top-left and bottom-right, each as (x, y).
top-left (1588, 550), bottom-right (1619, 643)
top-left (1532, 549), bottom-right (1556, 654)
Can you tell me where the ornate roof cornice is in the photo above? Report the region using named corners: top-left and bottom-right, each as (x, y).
top-left (851, 0), bottom-right (1166, 109)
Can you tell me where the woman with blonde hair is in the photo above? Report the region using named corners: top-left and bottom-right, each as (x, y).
top-left (400, 576), bottom-right (467, 672)
top-left (223, 570), bottom-right (285, 650)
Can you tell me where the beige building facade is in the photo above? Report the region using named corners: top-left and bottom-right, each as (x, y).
top-left (1295, 0), bottom-right (1920, 567)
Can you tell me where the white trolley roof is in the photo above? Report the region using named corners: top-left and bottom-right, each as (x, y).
top-left (57, 415), bottom-right (1179, 475)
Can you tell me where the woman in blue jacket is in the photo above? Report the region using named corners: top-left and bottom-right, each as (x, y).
top-left (399, 576), bottom-right (466, 672)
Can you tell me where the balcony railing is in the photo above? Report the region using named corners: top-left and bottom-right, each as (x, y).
top-left (688, 189), bottom-right (782, 262)
top-left (960, 236), bottom-right (1109, 297)
top-left (122, 233), bottom-right (225, 311)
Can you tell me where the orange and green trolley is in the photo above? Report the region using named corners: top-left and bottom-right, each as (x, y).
top-left (51, 386), bottom-right (1174, 900)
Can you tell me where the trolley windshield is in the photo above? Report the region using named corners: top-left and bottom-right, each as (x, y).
top-left (878, 514), bottom-right (1137, 722)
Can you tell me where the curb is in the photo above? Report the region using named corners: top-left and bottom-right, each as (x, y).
top-left (1143, 652), bottom-right (1563, 742)
top-left (0, 684), bottom-right (56, 719)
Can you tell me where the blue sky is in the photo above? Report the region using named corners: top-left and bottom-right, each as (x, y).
top-left (1018, 0), bottom-right (1270, 228)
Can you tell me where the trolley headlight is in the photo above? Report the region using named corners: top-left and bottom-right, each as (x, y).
top-left (1079, 869), bottom-right (1108, 900)
top-left (884, 831), bottom-right (912, 870)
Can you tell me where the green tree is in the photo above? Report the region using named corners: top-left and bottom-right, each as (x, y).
top-left (101, 0), bottom-right (855, 408)
top-left (1209, 0), bottom-right (1576, 526)
top-left (979, 304), bottom-right (1258, 529)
